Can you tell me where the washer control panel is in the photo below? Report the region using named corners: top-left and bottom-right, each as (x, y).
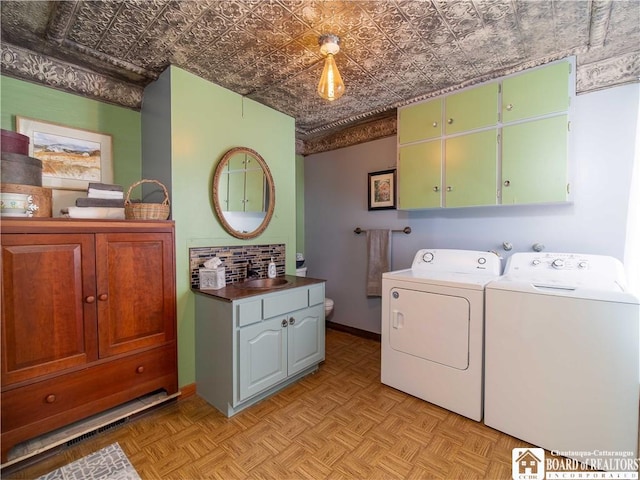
top-left (504, 252), bottom-right (626, 287)
top-left (522, 253), bottom-right (590, 271)
top-left (411, 249), bottom-right (501, 275)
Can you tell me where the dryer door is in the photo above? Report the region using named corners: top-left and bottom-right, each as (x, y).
top-left (389, 288), bottom-right (470, 369)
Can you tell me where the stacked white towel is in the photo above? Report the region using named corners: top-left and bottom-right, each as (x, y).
top-left (88, 188), bottom-right (124, 199)
top-left (66, 182), bottom-right (125, 219)
top-left (88, 183), bottom-right (124, 200)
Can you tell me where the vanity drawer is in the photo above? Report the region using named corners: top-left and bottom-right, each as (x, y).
top-left (308, 285), bottom-right (324, 306)
top-left (1, 344), bottom-right (177, 432)
top-left (237, 300), bottom-right (262, 327)
top-left (262, 288), bottom-right (308, 319)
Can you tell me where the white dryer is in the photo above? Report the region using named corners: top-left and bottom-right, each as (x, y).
top-left (484, 252), bottom-right (639, 469)
top-left (381, 249), bottom-right (502, 421)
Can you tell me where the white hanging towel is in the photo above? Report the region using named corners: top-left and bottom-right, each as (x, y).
top-left (366, 229), bottom-right (391, 297)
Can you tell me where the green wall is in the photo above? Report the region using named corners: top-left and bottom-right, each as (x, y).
top-left (142, 67), bottom-right (297, 388)
top-left (295, 154), bottom-right (305, 256)
top-left (1, 71), bottom-right (297, 390)
top-left (0, 75), bottom-right (142, 189)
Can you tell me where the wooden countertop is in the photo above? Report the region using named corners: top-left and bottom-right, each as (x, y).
top-left (193, 275), bottom-right (325, 302)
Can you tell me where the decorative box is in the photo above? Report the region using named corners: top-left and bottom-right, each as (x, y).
top-left (199, 267), bottom-right (225, 290)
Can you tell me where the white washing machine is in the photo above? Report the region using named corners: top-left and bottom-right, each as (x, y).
top-left (381, 249), bottom-right (502, 421)
top-left (484, 252), bottom-right (640, 469)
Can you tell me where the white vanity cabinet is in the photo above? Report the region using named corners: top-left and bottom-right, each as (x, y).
top-left (195, 279), bottom-right (325, 416)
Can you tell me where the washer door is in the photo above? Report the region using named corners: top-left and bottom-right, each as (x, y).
top-left (389, 287), bottom-right (470, 370)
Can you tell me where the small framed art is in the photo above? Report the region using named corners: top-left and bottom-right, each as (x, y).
top-left (368, 169), bottom-right (396, 210)
top-left (17, 116), bottom-right (113, 191)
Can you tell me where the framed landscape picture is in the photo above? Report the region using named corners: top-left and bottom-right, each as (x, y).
top-left (17, 116), bottom-right (113, 191)
top-left (368, 169), bottom-right (396, 210)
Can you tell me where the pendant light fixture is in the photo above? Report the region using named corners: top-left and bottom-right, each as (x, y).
top-left (317, 34), bottom-right (345, 101)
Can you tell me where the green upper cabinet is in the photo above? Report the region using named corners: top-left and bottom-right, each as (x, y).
top-left (398, 140), bottom-right (442, 209)
top-left (502, 61), bottom-right (571, 123)
top-left (219, 153), bottom-right (265, 212)
top-left (229, 152), bottom-right (246, 170)
top-left (501, 115), bottom-right (569, 204)
top-left (244, 168), bottom-right (265, 212)
top-left (227, 171), bottom-right (245, 211)
top-left (445, 83), bottom-right (499, 135)
top-left (444, 130), bottom-right (498, 207)
top-left (396, 58), bottom-right (573, 209)
top-left (398, 98), bottom-right (442, 144)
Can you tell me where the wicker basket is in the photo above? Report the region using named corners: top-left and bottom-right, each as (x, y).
top-left (124, 179), bottom-right (170, 220)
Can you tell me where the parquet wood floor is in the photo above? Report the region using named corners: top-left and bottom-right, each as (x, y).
top-left (6, 329), bottom-right (542, 479)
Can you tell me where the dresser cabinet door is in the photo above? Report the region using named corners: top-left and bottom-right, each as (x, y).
top-left (1, 234), bottom-right (98, 386)
top-left (96, 232), bottom-right (176, 357)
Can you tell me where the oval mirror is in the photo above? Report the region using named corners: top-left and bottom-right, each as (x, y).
top-left (212, 147), bottom-right (275, 239)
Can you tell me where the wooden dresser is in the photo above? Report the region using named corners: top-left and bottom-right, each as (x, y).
top-left (0, 218), bottom-right (178, 462)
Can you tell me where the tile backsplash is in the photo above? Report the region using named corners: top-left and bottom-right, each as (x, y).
top-left (190, 244), bottom-right (285, 288)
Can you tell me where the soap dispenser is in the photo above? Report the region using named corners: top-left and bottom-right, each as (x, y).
top-left (268, 257), bottom-right (276, 278)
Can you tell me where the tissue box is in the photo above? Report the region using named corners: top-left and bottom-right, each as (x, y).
top-left (199, 267), bottom-right (226, 290)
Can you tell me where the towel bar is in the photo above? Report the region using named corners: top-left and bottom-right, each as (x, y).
top-left (354, 226), bottom-right (411, 235)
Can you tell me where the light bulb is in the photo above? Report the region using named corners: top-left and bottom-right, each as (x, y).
top-left (317, 53), bottom-right (345, 101)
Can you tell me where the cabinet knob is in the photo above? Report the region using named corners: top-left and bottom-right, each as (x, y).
top-left (505, 103), bottom-right (513, 111)
top-left (446, 186), bottom-right (453, 192)
top-left (45, 394), bottom-right (56, 404)
top-left (432, 122), bottom-right (438, 128)
top-left (433, 186), bottom-right (440, 192)
top-left (85, 295), bottom-right (96, 304)
top-left (289, 317), bottom-right (295, 326)
top-left (136, 366), bottom-right (144, 374)
top-left (504, 180), bottom-right (511, 187)
top-left (447, 118), bottom-right (454, 125)
top-left (281, 319), bottom-right (288, 328)
top-left (98, 293), bottom-right (108, 301)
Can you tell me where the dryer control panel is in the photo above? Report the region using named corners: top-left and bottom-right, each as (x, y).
top-left (411, 249), bottom-right (502, 275)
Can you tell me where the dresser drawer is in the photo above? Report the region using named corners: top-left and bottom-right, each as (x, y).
top-left (1, 344), bottom-right (177, 432)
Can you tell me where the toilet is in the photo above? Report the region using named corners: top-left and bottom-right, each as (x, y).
top-left (296, 266), bottom-right (334, 319)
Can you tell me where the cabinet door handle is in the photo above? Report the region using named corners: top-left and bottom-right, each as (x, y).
top-left (289, 317), bottom-right (295, 326)
top-left (446, 186), bottom-right (453, 192)
top-left (136, 366), bottom-right (145, 374)
top-left (447, 118), bottom-right (454, 125)
top-left (433, 186), bottom-right (440, 192)
top-left (85, 295), bottom-right (96, 304)
top-left (505, 103), bottom-right (513, 111)
top-left (45, 394), bottom-right (56, 404)
top-left (98, 293), bottom-right (108, 301)
top-left (504, 180), bottom-right (511, 187)
top-left (281, 319), bottom-right (288, 328)
top-left (432, 121), bottom-right (438, 128)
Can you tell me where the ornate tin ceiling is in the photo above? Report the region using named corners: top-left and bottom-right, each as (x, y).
top-left (1, 1), bottom-right (639, 154)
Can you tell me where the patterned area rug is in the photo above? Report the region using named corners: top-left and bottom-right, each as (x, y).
top-left (37, 443), bottom-right (140, 480)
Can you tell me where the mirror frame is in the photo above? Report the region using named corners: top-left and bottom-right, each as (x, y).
top-left (212, 147), bottom-right (276, 240)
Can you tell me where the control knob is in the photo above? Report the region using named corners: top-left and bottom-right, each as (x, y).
top-left (477, 257), bottom-right (486, 265)
top-left (551, 258), bottom-right (565, 269)
top-left (532, 259), bottom-right (541, 266)
top-left (578, 261), bottom-right (588, 269)
top-left (422, 252), bottom-right (434, 263)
